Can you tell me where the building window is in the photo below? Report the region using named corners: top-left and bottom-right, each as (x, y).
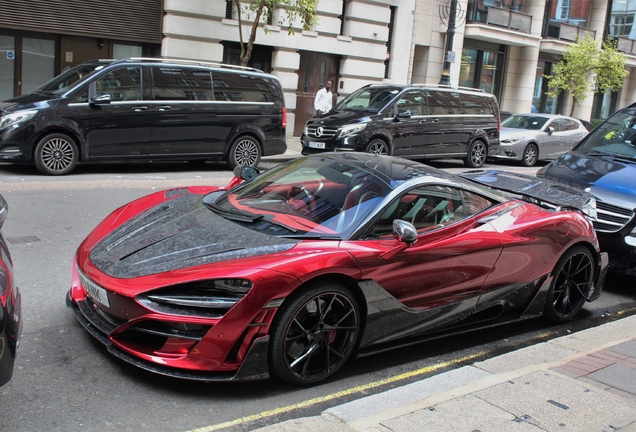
top-left (543, 0), bottom-right (590, 38)
top-left (460, 47), bottom-right (503, 99)
top-left (608, 0), bottom-right (636, 39)
top-left (533, 60), bottom-right (565, 114)
top-left (466, 0), bottom-right (524, 24)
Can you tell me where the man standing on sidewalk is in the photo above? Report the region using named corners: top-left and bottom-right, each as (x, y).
top-left (314, 80), bottom-right (333, 116)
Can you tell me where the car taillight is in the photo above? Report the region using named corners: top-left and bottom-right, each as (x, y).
top-left (282, 107), bottom-right (287, 129)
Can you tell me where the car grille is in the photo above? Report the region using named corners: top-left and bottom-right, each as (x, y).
top-left (594, 201), bottom-right (634, 233)
top-left (305, 125), bottom-right (338, 139)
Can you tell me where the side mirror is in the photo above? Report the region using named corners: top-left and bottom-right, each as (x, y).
top-left (547, 126), bottom-right (555, 135)
top-left (395, 110), bottom-right (412, 121)
top-left (90, 93), bottom-right (112, 105)
top-left (232, 165), bottom-right (260, 181)
top-left (392, 219), bottom-right (418, 246)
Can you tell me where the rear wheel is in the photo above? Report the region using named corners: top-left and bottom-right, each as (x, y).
top-left (227, 136), bottom-right (261, 169)
top-left (464, 140), bottom-right (487, 168)
top-left (522, 143), bottom-right (538, 167)
top-left (268, 282), bottom-right (360, 385)
top-left (33, 133), bottom-right (78, 175)
top-left (365, 139), bottom-right (390, 155)
top-left (544, 246), bottom-right (594, 323)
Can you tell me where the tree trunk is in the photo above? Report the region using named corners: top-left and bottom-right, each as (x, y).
top-left (234, 0), bottom-right (245, 60)
top-left (242, 1), bottom-right (266, 67)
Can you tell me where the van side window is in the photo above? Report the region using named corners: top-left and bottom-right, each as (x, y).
top-left (152, 66), bottom-right (213, 101)
top-left (95, 67), bottom-right (142, 102)
top-left (395, 90), bottom-right (424, 116)
top-left (428, 90), bottom-right (460, 115)
top-left (461, 94), bottom-right (494, 115)
top-left (213, 71), bottom-right (273, 103)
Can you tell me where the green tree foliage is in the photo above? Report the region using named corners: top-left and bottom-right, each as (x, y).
top-left (232, 0), bottom-right (318, 67)
top-left (546, 35), bottom-right (628, 116)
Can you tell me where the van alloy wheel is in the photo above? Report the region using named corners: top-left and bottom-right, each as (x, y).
top-left (228, 137), bottom-right (261, 168)
top-left (34, 133), bottom-right (79, 175)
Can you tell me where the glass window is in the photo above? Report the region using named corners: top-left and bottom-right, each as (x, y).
top-left (95, 67), bottom-right (142, 101)
top-left (544, 0), bottom-right (590, 37)
top-left (371, 185), bottom-right (466, 238)
top-left (395, 90), bottom-right (424, 116)
top-left (152, 66), bottom-right (213, 101)
top-left (0, 35), bottom-right (15, 100)
top-left (608, 0), bottom-right (636, 38)
top-left (212, 70), bottom-right (272, 103)
top-left (460, 47), bottom-right (502, 98)
top-left (547, 119), bottom-right (563, 131)
top-left (113, 44), bottom-right (142, 59)
top-left (563, 118), bottom-right (579, 130)
top-left (462, 190), bottom-right (493, 215)
top-left (428, 90), bottom-right (460, 115)
top-left (22, 38), bottom-right (55, 94)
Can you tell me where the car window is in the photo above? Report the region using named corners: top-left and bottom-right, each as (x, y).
top-left (395, 90), bottom-right (424, 116)
top-left (152, 66), bottom-right (213, 101)
top-left (576, 110), bottom-right (636, 158)
top-left (563, 118), bottom-right (579, 130)
top-left (213, 70), bottom-right (273, 102)
top-left (502, 116), bottom-right (548, 130)
top-left (461, 94), bottom-right (494, 115)
top-left (547, 119), bottom-right (562, 131)
top-left (370, 185), bottom-right (466, 238)
top-left (428, 90), bottom-right (460, 115)
top-left (94, 67), bottom-right (142, 102)
top-left (461, 190), bottom-right (493, 214)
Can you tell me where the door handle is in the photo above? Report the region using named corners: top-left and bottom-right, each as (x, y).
top-left (157, 105), bottom-right (172, 111)
top-left (132, 106), bottom-right (148, 112)
top-left (430, 118), bottom-right (440, 123)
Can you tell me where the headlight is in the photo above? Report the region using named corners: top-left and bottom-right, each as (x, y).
top-left (581, 196), bottom-right (597, 221)
top-left (501, 137), bottom-right (523, 144)
top-left (0, 110), bottom-right (38, 131)
top-left (337, 123), bottom-right (367, 138)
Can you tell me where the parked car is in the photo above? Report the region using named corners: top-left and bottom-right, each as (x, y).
top-left (537, 102), bottom-right (636, 277)
top-left (0, 58), bottom-right (287, 175)
top-left (491, 114), bottom-right (589, 166)
top-left (0, 193), bottom-right (22, 386)
top-left (301, 84), bottom-right (500, 168)
top-left (67, 152), bottom-right (607, 385)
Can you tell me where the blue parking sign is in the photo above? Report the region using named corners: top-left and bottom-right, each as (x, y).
top-left (7, 51), bottom-right (14, 60)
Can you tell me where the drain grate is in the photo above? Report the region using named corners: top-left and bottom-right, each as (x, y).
top-left (7, 236), bottom-right (40, 244)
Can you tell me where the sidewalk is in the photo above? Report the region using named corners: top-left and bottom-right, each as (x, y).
top-left (256, 314), bottom-right (636, 432)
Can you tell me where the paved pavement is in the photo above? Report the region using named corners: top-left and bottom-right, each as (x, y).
top-left (256, 314), bottom-right (636, 432)
top-left (257, 138), bottom-right (636, 432)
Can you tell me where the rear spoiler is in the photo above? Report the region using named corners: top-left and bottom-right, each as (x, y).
top-left (460, 170), bottom-right (597, 219)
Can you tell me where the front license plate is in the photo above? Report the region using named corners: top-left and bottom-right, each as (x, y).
top-left (79, 272), bottom-right (111, 308)
top-left (308, 141), bottom-right (326, 149)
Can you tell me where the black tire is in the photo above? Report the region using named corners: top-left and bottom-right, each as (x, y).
top-left (365, 139), bottom-right (390, 155)
top-left (544, 246), bottom-right (594, 323)
top-left (464, 140), bottom-right (487, 168)
top-left (227, 136), bottom-right (261, 169)
top-left (33, 133), bottom-right (79, 175)
top-left (522, 143), bottom-right (538, 167)
top-left (268, 282), bottom-right (360, 385)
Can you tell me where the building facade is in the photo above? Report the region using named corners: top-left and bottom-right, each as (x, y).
top-left (1, 0), bottom-right (635, 138)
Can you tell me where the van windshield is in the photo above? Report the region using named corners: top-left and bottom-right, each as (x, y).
top-left (576, 110), bottom-right (636, 160)
top-left (334, 87), bottom-right (400, 113)
top-left (32, 61), bottom-right (113, 95)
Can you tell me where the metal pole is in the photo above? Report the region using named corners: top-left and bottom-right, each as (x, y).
top-left (440, 0), bottom-right (458, 86)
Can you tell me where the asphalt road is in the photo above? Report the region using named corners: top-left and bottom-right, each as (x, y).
top-left (0, 159), bottom-right (634, 432)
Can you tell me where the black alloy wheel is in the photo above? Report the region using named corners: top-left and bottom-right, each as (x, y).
top-left (34, 133), bottom-right (79, 175)
top-left (544, 246), bottom-right (594, 323)
top-left (227, 136), bottom-right (261, 169)
top-left (268, 282), bottom-right (360, 385)
top-left (465, 140), bottom-right (487, 168)
top-left (365, 139), bottom-right (390, 155)
top-left (522, 144), bottom-right (538, 167)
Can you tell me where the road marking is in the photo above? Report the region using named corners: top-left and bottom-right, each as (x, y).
top-left (188, 349), bottom-right (496, 432)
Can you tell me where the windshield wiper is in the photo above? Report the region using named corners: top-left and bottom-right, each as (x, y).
top-left (261, 216), bottom-right (298, 233)
top-left (205, 202), bottom-right (264, 222)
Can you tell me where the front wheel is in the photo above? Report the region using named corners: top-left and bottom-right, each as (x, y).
top-left (33, 133), bottom-right (79, 175)
top-left (464, 140), bottom-right (487, 168)
top-left (543, 246), bottom-right (594, 323)
top-left (227, 136), bottom-right (261, 169)
top-left (268, 282), bottom-right (360, 385)
top-left (365, 139), bottom-right (390, 155)
top-left (522, 144), bottom-right (538, 167)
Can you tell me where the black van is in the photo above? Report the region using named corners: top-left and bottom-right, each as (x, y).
top-left (301, 84), bottom-right (500, 168)
top-left (0, 58), bottom-right (286, 175)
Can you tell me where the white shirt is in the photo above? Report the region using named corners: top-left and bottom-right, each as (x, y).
top-left (314, 87), bottom-right (333, 113)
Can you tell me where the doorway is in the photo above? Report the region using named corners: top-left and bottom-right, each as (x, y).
top-left (294, 51), bottom-right (340, 136)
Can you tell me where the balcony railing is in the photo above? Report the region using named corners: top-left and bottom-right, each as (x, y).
top-left (544, 22), bottom-right (596, 42)
top-left (617, 37), bottom-right (636, 56)
top-left (486, 7), bottom-right (532, 34)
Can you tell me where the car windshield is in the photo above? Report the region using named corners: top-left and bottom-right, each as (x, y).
top-left (333, 87), bottom-right (400, 113)
top-left (575, 110), bottom-right (636, 159)
top-left (32, 61), bottom-right (112, 95)
top-left (502, 115), bottom-right (549, 130)
top-left (210, 157), bottom-right (393, 238)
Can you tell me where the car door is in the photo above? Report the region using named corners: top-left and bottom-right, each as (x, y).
top-left (384, 90), bottom-right (429, 157)
top-left (424, 90), bottom-right (470, 157)
top-left (86, 66), bottom-right (151, 158)
top-left (561, 118), bottom-right (588, 152)
top-left (146, 65), bottom-right (216, 157)
top-left (542, 118), bottom-right (567, 159)
top-left (345, 185), bottom-right (503, 323)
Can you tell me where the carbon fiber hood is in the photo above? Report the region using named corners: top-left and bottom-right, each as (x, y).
top-left (89, 193), bottom-right (298, 278)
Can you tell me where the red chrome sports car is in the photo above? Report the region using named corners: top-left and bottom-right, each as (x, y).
top-left (67, 153), bottom-right (608, 385)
